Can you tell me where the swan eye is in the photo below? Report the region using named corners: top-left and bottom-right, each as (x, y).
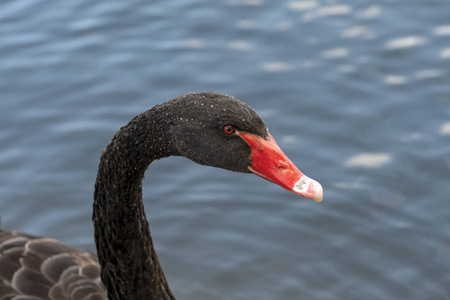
top-left (223, 125), bottom-right (235, 134)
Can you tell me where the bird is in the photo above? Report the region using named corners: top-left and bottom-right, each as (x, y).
top-left (0, 92), bottom-right (323, 300)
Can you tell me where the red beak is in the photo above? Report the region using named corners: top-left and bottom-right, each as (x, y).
top-left (237, 131), bottom-right (323, 202)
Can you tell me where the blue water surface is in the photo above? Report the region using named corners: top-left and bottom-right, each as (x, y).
top-left (1, 1), bottom-right (449, 299)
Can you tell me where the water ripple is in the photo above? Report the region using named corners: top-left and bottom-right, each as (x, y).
top-left (345, 153), bottom-right (392, 169)
top-left (385, 36), bottom-right (427, 50)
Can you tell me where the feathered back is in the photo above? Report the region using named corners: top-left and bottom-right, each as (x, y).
top-left (0, 229), bottom-right (107, 300)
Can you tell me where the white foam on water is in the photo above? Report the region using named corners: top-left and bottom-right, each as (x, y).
top-left (287, 0), bottom-right (318, 11)
top-left (317, 5), bottom-right (352, 17)
top-left (226, 0), bottom-right (263, 6)
top-left (414, 69), bottom-right (442, 79)
top-left (302, 4), bottom-right (352, 21)
top-left (228, 40), bottom-right (252, 51)
top-left (440, 122), bottom-right (450, 135)
top-left (341, 26), bottom-right (366, 39)
top-left (345, 153), bottom-right (392, 168)
top-left (261, 62), bottom-right (292, 72)
top-left (434, 25), bottom-right (450, 36)
top-left (356, 5), bottom-right (381, 19)
top-left (385, 36), bottom-right (426, 50)
top-left (440, 48), bottom-right (450, 59)
top-left (385, 75), bottom-right (408, 85)
top-left (281, 135), bottom-right (296, 143)
top-left (321, 47), bottom-right (348, 59)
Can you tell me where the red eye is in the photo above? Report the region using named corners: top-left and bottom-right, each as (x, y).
top-left (223, 125), bottom-right (235, 134)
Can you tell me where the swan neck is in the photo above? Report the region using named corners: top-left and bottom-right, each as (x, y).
top-left (93, 109), bottom-right (177, 300)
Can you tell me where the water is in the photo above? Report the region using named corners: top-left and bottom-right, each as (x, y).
top-left (1, 1), bottom-right (449, 299)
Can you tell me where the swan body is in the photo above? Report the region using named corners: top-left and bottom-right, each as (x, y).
top-left (0, 92), bottom-right (322, 300)
top-left (0, 230), bottom-right (106, 300)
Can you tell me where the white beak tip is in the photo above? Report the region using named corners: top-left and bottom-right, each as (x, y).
top-left (312, 180), bottom-right (323, 202)
top-left (293, 176), bottom-right (323, 202)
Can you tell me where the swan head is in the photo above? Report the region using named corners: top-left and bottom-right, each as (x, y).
top-left (169, 92), bottom-right (323, 202)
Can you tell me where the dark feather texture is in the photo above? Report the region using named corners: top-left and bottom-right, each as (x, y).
top-left (1, 92), bottom-right (270, 300)
top-left (0, 230), bottom-right (106, 300)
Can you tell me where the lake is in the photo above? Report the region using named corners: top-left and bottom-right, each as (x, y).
top-left (0, 1), bottom-right (449, 299)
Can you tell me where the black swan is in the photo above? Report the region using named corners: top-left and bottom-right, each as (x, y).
top-left (0, 92), bottom-right (322, 300)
